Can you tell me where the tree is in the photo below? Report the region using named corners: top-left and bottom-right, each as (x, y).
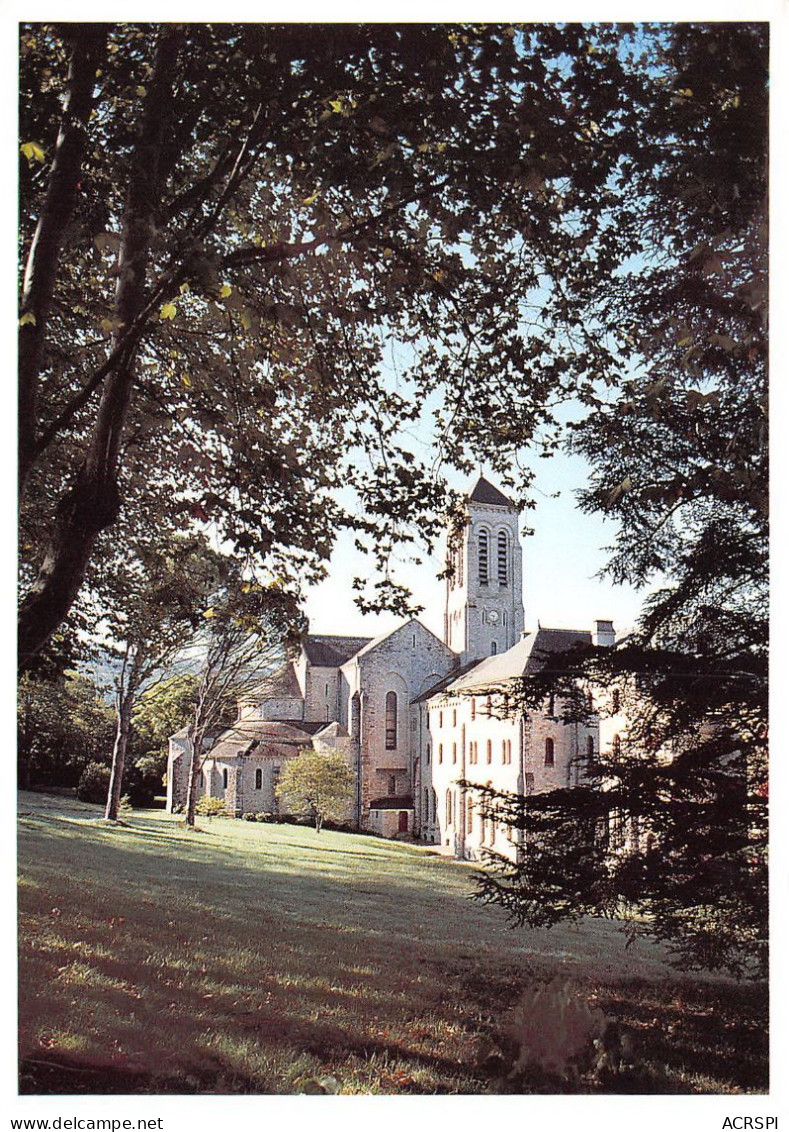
top-left (95, 536), bottom-right (223, 821)
top-left (19, 23), bottom-right (653, 667)
top-left (180, 581), bottom-right (299, 828)
top-left (275, 748), bottom-right (355, 833)
top-left (469, 23), bottom-right (768, 980)
top-left (18, 670), bottom-right (115, 790)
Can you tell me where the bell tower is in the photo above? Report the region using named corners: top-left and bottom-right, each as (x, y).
top-left (444, 476), bottom-right (525, 664)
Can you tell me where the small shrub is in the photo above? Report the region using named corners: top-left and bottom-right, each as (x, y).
top-left (500, 978), bottom-right (609, 1082)
top-left (242, 811), bottom-right (273, 822)
top-left (76, 762), bottom-right (111, 804)
top-left (119, 794), bottom-right (133, 817)
top-left (195, 796), bottom-right (227, 818)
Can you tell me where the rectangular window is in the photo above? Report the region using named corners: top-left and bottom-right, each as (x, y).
top-left (498, 531), bottom-right (508, 585)
top-left (479, 530), bottom-right (489, 585)
top-left (255, 768), bottom-right (262, 789)
top-left (385, 691), bottom-right (397, 750)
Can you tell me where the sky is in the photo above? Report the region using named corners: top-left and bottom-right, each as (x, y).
top-left (302, 444), bottom-right (648, 642)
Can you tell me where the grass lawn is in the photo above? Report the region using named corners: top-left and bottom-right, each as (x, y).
top-left (17, 791), bottom-right (767, 1095)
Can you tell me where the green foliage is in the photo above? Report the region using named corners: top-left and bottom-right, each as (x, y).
top-left (76, 761), bottom-right (111, 804)
top-left (131, 674), bottom-right (199, 756)
top-left (471, 23), bottom-right (768, 982)
top-left (194, 796), bottom-right (227, 818)
top-left (275, 748), bottom-right (355, 832)
top-left (19, 23), bottom-right (672, 662)
top-left (18, 672), bottom-right (115, 789)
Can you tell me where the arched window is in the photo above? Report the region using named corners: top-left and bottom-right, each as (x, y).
top-left (478, 529), bottom-right (489, 584)
top-left (501, 740), bottom-right (507, 764)
top-left (426, 743), bottom-right (431, 764)
top-left (439, 710), bottom-right (443, 728)
top-left (497, 531), bottom-right (508, 585)
top-left (491, 641), bottom-right (498, 655)
top-left (587, 735), bottom-right (595, 761)
top-left (486, 739), bottom-right (492, 764)
top-left (439, 743), bottom-right (444, 763)
top-left (544, 738), bottom-right (555, 766)
top-left (385, 691), bottom-right (397, 750)
top-left (446, 789), bottom-right (453, 826)
top-left (424, 787), bottom-right (429, 818)
top-left (222, 767), bottom-right (229, 788)
top-left (255, 768), bottom-right (262, 789)
top-left (452, 742), bottom-right (457, 764)
top-left (432, 789), bottom-right (437, 821)
top-left (452, 708), bottom-right (457, 727)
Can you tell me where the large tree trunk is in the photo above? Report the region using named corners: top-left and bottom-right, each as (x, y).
top-left (185, 728), bottom-right (203, 828)
top-left (18, 28), bottom-right (183, 671)
top-left (19, 26), bottom-right (106, 496)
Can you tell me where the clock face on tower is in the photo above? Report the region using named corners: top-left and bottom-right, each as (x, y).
top-left (488, 610), bottom-right (500, 625)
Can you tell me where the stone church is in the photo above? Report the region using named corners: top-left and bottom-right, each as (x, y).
top-left (167, 476), bottom-right (619, 858)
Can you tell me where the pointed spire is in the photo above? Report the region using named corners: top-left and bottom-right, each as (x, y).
top-left (468, 475), bottom-right (515, 508)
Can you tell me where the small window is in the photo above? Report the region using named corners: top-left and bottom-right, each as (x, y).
top-left (424, 787), bottom-right (429, 817)
top-left (452, 708), bottom-right (457, 727)
top-left (501, 740), bottom-right (507, 764)
top-left (466, 796), bottom-right (474, 834)
top-left (439, 743), bottom-right (444, 764)
top-left (587, 735), bottom-right (594, 760)
top-left (426, 744), bottom-right (431, 765)
top-left (439, 710), bottom-right (443, 728)
top-left (452, 742), bottom-right (457, 764)
top-left (255, 768), bottom-right (262, 790)
top-left (385, 691), bottom-right (397, 750)
top-left (388, 775), bottom-right (396, 795)
top-left (544, 738), bottom-right (555, 766)
top-left (446, 789), bottom-right (453, 826)
top-left (491, 641), bottom-right (497, 655)
top-left (222, 767), bottom-right (229, 788)
top-left (471, 698), bottom-right (476, 721)
top-left (486, 739), bottom-right (492, 764)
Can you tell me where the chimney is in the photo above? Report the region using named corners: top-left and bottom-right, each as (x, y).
top-left (593, 619), bottom-right (616, 648)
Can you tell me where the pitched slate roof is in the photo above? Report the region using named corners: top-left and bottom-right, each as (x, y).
top-left (303, 634), bottom-right (373, 667)
top-left (207, 719), bottom-right (317, 761)
top-left (411, 659), bottom-right (481, 704)
top-left (468, 476), bottom-right (515, 508)
top-left (246, 660), bottom-right (302, 700)
top-left (427, 627), bottom-right (592, 697)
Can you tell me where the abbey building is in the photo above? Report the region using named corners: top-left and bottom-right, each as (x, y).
top-left (167, 477), bottom-right (619, 858)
